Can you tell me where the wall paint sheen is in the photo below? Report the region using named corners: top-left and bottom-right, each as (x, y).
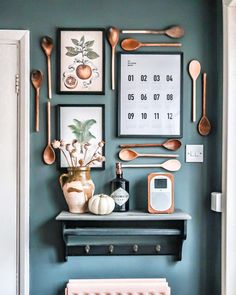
top-left (0, 0), bottom-right (222, 294)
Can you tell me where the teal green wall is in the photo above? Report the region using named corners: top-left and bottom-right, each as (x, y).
top-left (0, 0), bottom-right (222, 294)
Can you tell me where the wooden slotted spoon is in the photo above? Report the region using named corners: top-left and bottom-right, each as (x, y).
top-left (198, 73), bottom-right (211, 136)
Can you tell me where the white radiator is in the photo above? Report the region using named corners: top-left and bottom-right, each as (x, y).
top-left (65, 278), bottom-right (171, 295)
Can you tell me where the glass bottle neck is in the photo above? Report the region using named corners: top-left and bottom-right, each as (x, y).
top-left (116, 173), bottom-right (123, 179)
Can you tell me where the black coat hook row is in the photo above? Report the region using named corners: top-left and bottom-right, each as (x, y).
top-left (56, 209), bottom-right (191, 261)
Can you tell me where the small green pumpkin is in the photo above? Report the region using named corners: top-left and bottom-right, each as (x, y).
top-left (88, 194), bottom-right (115, 215)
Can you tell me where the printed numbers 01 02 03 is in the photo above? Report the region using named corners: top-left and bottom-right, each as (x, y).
top-left (153, 75), bottom-right (160, 81)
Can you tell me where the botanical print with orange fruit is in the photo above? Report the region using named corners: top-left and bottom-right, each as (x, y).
top-left (63, 35), bottom-right (100, 90)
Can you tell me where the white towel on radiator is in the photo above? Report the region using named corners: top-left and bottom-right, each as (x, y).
top-left (65, 278), bottom-right (170, 295)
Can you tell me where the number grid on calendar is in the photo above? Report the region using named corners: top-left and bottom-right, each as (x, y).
top-left (118, 52), bottom-right (183, 138)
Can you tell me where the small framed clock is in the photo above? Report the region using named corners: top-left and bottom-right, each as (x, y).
top-left (118, 52), bottom-right (183, 138)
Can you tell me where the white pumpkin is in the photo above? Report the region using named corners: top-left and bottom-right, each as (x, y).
top-left (88, 194), bottom-right (115, 215)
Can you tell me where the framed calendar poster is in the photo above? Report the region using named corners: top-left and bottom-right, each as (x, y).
top-left (118, 52), bottom-right (183, 137)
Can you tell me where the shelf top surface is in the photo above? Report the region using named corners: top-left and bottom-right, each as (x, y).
top-left (56, 209), bottom-right (191, 221)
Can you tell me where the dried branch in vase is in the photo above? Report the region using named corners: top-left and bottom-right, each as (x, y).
top-left (52, 139), bottom-right (105, 168)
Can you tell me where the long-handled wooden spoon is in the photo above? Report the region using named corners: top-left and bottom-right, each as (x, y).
top-left (122, 159), bottom-right (181, 172)
top-left (121, 38), bottom-right (181, 51)
top-left (31, 70), bottom-right (43, 132)
top-left (198, 73), bottom-right (211, 136)
top-left (119, 149), bottom-right (178, 161)
top-left (107, 27), bottom-right (119, 90)
top-left (43, 101), bottom-right (55, 165)
top-left (188, 60), bottom-right (201, 122)
top-left (121, 25), bottom-right (185, 39)
top-left (41, 36), bottom-right (53, 99)
top-left (120, 139), bottom-right (182, 151)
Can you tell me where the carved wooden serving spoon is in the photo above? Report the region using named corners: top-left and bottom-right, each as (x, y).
top-left (119, 149), bottom-right (178, 161)
top-left (120, 139), bottom-right (182, 151)
top-left (121, 25), bottom-right (185, 39)
top-left (198, 73), bottom-right (211, 136)
top-left (43, 101), bottom-right (55, 165)
top-left (31, 70), bottom-right (43, 132)
top-left (41, 36), bottom-right (53, 99)
top-left (107, 27), bottom-right (119, 90)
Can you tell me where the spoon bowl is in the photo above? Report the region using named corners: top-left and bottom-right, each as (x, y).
top-left (165, 26), bottom-right (185, 38)
top-left (198, 116), bottom-right (211, 136)
top-left (31, 70), bottom-right (43, 88)
top-left (162, 139), bottom-right (182, 151)
top-left (43, 145), bottom-right (55, 165)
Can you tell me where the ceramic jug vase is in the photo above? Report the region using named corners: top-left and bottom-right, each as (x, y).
top-left (59, 167), bottom-right (95, 213)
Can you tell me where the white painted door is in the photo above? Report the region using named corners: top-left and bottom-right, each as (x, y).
top-left (0, 42), bottom-right (19, 294)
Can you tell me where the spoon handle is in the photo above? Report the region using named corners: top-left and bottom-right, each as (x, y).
top-left (111, 47), bottom-right (115, 90)
top-left (139, 153), bottom-right (178, 158)
top-left (142, 42), bottom-right (182, 47)
top-left (47, 101), bottom-right (51, 144)
top-left (47, 56), bottom-right (52, 99)
top-left (192, 79), bottom-right (196, 122)
top-left (121, 29), bottom-right (165, 35)
top-left (120, 143), bottom-right (162, 148)
top-left (35, 88), bottom-right (39, 132)
top-left (122, 163), bottom-right (162, 168)
top-left (202, 73), bottom-right (207, 116)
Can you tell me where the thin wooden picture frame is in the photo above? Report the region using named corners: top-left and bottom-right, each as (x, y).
top-left (57, 28), bottom-right (105, 95)
top-left (57, 104), bottom-right (105, 170)
top-left (118, 52), bottom-right (183, 138)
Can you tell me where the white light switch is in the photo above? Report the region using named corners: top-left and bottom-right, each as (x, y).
top-left (186, 145), bottom-right (204, 162)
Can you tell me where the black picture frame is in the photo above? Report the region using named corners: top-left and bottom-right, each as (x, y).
top-left (57, 104), bottom-right (105, 170)
top-left (117, 52), bottom-right (183, 138)
top-left (57, 28), bottom-right (105, 95)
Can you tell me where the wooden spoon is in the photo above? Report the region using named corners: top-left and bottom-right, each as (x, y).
top-left (188, 60), bottom-right (201, 122)
top-left (107, 27), bottom-right (119, 90)
top-left (120, 139), bottom-right (182, 151)
top-left (31, 70), bottom-right (43, 132)
top-left (41, 36), bottom-right (53, 99)
top-left (119, 149), bottom-right (178, 161)
top-left (121, 38), bottom-right (181, 51)
top-left (122, 159), bottom-right (181, 172)
top-left (43, 101), bottom-right (55, 165)
top-left (198, 73), bottom-right (211, 136)
top-left (121, 25), bottom-right (185, 39)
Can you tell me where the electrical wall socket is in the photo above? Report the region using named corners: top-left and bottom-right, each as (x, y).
top-left (186, 145), bottom-right (204, 162)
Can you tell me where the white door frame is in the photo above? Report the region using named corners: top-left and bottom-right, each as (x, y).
top-left (222, 1), bottom-right (236, 294)
top-left (0, 30), bottom-right (30, 295)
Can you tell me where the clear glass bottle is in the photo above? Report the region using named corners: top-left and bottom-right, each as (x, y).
top-left (110, 162), bottom-right (129, 212)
